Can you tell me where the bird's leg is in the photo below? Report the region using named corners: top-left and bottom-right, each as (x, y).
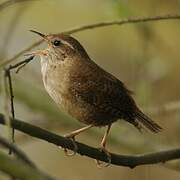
top-left (63, 125), bottom-right (93, 156)
top-left (96, 124), bottom-right (112, 167)
top-left (64, 125), bottom-right (93, 138)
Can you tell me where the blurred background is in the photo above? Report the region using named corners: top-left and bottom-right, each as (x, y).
top-left (1, 0), bottom-right (180, 179)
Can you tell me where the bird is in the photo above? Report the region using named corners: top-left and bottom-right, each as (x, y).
top-left (29, 30), bottom-right (162, 164)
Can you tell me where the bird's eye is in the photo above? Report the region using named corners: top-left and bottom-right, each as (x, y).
top-left (53, 40), bottom-right (61, 46)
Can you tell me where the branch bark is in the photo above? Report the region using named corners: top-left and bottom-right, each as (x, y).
top-left (0, 113), bottom-right (179, 168)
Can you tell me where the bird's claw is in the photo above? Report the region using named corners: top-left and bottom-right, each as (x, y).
top-left (63, 136), bottom-right (78, 156)
top-left (95, 147), bottom-right (111, 168)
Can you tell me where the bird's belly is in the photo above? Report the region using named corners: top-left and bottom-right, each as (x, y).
top-left (45, 85), bottom-right (63, 106)
top-left (44, 84), bottom-right (117, 126)
top-left (40, 61), bottom-right (118, 126)
top-left (64, 99), bottom-right (118, 126)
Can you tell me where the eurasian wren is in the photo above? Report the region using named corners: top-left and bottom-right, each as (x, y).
top-left (30, 30), bottom-right (162, 161)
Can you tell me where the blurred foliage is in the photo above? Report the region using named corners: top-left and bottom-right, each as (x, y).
top-left (1, 0), bottom-right (180, 179)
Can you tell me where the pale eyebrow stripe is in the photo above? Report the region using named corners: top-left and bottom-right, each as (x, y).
top-left (61, 40), bottom-right (75, 50)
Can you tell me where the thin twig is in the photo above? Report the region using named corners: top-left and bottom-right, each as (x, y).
top-left (3, 56), bottom-right (34, 156)
top-left (4, 69), bottom-right (15, 155)
top-left (5, 70), bottom-right (15, 124)
top-left (0, 113), bottom-right (179, 168)
top-left (2, 72), bottom-right (15, 180)
top-left (0, 136), bottom-right (36, 168)
top-left (9, 55), bottom-right (35, 73)
top-left (2, 70), bottom-right (12, 143)
top-left (63, 14), bottom-right (180, 34)
top-left (1, 14), bottom-right (180, 67)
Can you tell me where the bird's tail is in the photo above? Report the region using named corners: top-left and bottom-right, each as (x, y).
top-left (135, 109), bottom-right (162, 133)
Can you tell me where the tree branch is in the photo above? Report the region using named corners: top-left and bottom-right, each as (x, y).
top-left (1, 14), bottom-right (180, 67)
top-left (63, 14), bottom-right (180, 34)
top-left (4, 67), bottom-right (15, 148)
top-left (0, 113), bottom-right (179, 168)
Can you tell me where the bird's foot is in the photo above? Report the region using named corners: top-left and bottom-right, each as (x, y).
top-left (62, 125), bottom-right (93, 156)
top-left (63, 135), bottom-right (78, 156)
top-left (95, 147), bottom-right (111, 168)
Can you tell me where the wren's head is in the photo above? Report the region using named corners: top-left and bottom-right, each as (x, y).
top-left (30, 30), bottom-right (89, 63)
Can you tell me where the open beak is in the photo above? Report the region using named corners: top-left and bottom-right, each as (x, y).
top-left (30, 30), bottom-right (48, 41)
top-left (25, 50), bottom-right (48, 57)
top-left (27, 30), bottom-right (49, 57)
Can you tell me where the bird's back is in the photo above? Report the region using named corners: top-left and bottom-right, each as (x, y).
top-left (67, 57), bottom-right (137, 126)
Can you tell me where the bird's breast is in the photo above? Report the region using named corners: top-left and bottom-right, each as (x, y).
top-left (40, 57), bottom-right (71, 109)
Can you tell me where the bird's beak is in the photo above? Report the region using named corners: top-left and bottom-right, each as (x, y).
top-left (28, 30), bottom-right (49, 57)
top-left (25, 50), bottom-right (48, 57)
top-left (30, 30), bottom-right (48, 41)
